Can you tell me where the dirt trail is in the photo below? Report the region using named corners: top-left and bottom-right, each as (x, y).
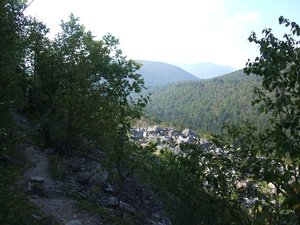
top-left (12, 111), bottom-right (94, 224)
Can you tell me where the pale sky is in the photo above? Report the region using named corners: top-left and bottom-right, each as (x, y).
top-left (25, 0), bottom-right (300, 69)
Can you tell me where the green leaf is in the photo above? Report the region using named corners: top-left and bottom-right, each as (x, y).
top-left (281, 196), bottom-right (298, 210)
top-left (279, 16), bottom-right (284, 24)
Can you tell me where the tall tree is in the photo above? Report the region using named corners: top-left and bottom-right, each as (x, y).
top-left (0, 1), bottom-right (49, 224)
top-left (205, 16), bottom-right (300, 224)
top-left (243, 16), bottom-right (300, 223)
top-left (37, 14), bottom-right (148, 153)
top-left (0, 0), bottom-right (27, 108)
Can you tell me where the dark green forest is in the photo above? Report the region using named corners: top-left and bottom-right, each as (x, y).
top-left (144, 70), bottom-right (268, 134)
top-left (1, 1), bottom-right (300, 224)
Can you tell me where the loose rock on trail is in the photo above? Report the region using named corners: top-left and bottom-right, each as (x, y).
top-left (12, 111), bottom-right (98, 225)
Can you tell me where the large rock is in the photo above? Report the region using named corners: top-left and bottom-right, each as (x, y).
top-left (129, 128), bottom-right (143, 140)
top-left (167, 129), bottom-right (181, 137)
top-left (43, 215), bottom-right (63, 225)
top-left (147, 126), bottom-right (163, 134)
top-left (85, 214), bottom-right (102, 225)
top-left (119, 201), bottom-right (137, 214)
top-left (176, 135), bottom-right (195, 144)
top-left (65, 220), bottom-right (83, 225)
top-left (69, 157), bottom-right (108, 185)
top-left (182, 128), bottom-right (199, 138)
top-left (31, 186), bottom-right (63, 198)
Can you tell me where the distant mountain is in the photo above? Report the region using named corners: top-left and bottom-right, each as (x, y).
top-left (171, 62), bottom-right (236, 79)
top-left (137, 60), bottom-right (200, 87)
top-left (142, 70), bottom-right (268, 134)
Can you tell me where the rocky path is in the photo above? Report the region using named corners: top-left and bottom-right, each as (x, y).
top-left (12, 111), bottom-right (100, 225)
top-left (11, 111), bottom-right (173, 225)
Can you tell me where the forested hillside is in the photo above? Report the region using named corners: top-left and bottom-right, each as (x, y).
top-left (144, 70), bottom-right (267, 134)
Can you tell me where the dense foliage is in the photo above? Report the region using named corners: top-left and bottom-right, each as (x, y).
top-left (24, 14), bottom-right (149, 153)
top-left (0, 1), bottom-right (45, 223)
top-left (142, 16), bottom-right (300, 224)
top-left (0, 0), bottom-right (148, 223)
top-left (144, 70), bottom-right (267, 134)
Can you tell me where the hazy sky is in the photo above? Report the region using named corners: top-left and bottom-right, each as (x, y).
top-left (25, 0), bottom-right (300, 69)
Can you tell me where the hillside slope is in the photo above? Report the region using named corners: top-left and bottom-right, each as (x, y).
top-left (144, 70), bottom-right (267, 134)
top-left (137, 60), bottom-right (199, 87)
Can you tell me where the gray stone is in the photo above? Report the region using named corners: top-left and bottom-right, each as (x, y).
top-left (102, 183), bottom-right (113, 193)
top-left (73, 172), bottom-right (91, 184)
top-left (73, 169), bottom-right (107, 185)
top-left (185, 136), bottom-right (195, 143)
top-left (44, 148), bottom-right (55, 154)
top-left (176, 135), bottom-right (186, 144)
top-left (69, 157), bottom-right (89, 172)
top-left (119, 201), bottom-right (136, 214)
top-left (30, 176), bottom-right (45, 182)
top-left (160, 217), bottom-right (172, 225)
top-left (32, 187), bottom-right (62, 198)
top-left (27, 177), bottom-right (44, 192)
top-left (199, 138), bottom-right (210, 145)
top-left (168, 129), bottom-right (180, 136)
top-left (148, 125), bottom-right (163, 134)
top-left (99, 196), bottom-right (118, 207)
top-left (43, 215), bottom-right (63, 225)
top-left (89, 169), bottom-right (108, 184)
top-left (182, 128), bottom-right (199, 138)
top-left (70, 157), bottom-right (108, 185)
top-left (85, 214), bottom-right (102, 225)
top-left (65, 220), bottom-right (83, 225)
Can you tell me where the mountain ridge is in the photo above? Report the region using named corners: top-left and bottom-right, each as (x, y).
top-left (137, 60), bottom-right (200, 87)
top-left (170, 62), bottom-right (236, 79)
